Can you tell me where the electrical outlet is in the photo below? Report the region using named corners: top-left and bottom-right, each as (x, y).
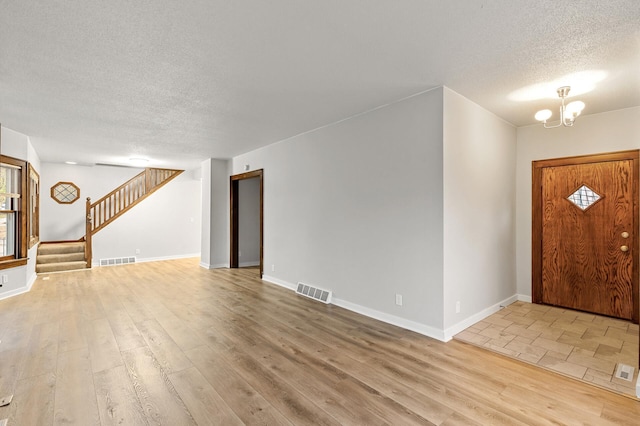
top-left (455, 301), bottom-right (461, 313)
top-left (1, 274), bottom-right (7, 284)
top-left (135, 249), bottom-right (140, 255)
top-left (395, 294), bottom-right (403, 306)
top-left (239, 250), bottom-right (242, 257)
top-left (271, 264), bottom-right (275, 272)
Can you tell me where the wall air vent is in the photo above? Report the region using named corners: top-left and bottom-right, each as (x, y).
top-left (296, 282), bottom-right (332, 304)
top-left (100, 256), bottom-right (137, 267)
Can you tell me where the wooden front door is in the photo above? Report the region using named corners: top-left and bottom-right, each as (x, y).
top-left (532, 150), bottom-right (639, 323)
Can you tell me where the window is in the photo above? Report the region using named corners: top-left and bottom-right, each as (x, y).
top-left (567, 184), bottom-right (601, 211)
top-left (28, 164), bottom-right (40, 248)
top-left (51, 181), bottom-right (80, 204)
top-left (0, 155), bottom-right (28, 268)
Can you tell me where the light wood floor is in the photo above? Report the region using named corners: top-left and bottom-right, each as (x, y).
top-left (1, 259), bottom-right (639, 425)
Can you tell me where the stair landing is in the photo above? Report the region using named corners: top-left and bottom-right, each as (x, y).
top-left (37, 242), bottom-right (88, 273)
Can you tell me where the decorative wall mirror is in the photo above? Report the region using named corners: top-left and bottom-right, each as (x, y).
top-left (51, 181), bottom-right (80, 204)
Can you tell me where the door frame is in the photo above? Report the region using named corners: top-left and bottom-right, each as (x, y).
top-left (230, 169), bottom-right (264, 277)
top-left (532, 149), bottom-right (639, 323)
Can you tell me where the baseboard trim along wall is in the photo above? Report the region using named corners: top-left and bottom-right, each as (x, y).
top-left (262, 275), bottom-right (296, 291)
top-left (199, 262), bottom-right (231, 270)
top-left (263, 276), bottom-right (534, 343)
top-left (443, 294), bottom-right (520, 341)
top-left (94, 253), bottom-right (201, 267)
top-left (332, 297), bottom-right (447, 342)
top-left (262, 275), bottom-right (447, 341)
top-left (239, 261), bottom-right (261, 267)
top-left (517, 294), bottom-right (532, 303)
top-left (0, 272), bottom-right (38, 301)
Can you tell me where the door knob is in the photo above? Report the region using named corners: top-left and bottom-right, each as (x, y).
top-left (621, 245), bottom-right (629, 252)
top-left (621, 232), bottom-right (630, 238)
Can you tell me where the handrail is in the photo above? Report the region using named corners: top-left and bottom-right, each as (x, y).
top-left (84, 168), bottom-right (183, 268)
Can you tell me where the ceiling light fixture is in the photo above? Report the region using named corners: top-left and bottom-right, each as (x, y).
top-left (535, 86), bottom-right (585, 128)
top-left (129, 157), bottom-right (149, 167)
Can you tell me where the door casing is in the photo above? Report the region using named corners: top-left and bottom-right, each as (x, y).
top-left (532, 150), bottom-right (639, 324)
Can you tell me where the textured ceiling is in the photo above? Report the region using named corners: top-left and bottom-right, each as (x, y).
top-left (1, 1), bottom-right (639, 169)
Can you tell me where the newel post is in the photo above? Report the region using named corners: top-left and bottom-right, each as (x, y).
top-left (85, 197), bottom-right (93, 268)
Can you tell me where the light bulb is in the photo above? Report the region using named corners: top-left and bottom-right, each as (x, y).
top-left (535, 109), bottom-right (553, 122)
top-left (565, 101), bottom-right (585, 118)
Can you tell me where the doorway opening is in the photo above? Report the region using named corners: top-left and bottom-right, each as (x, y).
top-left (230, 169), bottom-right (263, 277)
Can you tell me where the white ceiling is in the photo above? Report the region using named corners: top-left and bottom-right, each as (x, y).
top-left (1, 1), bottom-right (639, 170)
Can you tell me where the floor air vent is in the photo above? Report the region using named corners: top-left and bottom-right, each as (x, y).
top-left (296, 282), bottom-right (332, 304)
top-left (100, 256), bottom-right (136, 267)
top-left (614, 363), bottom-right (635, 382)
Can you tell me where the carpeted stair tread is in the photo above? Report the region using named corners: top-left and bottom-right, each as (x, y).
top-left (38, 242), bottom-right (85, 256)
top-left (36, 261), bottom-right (87, 273)
top-left (37, 252), bottom-right (85, 264)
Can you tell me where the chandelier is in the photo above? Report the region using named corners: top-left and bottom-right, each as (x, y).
top-left (534, 86), bottom-right (585, 128)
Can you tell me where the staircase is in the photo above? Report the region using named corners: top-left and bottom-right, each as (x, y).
top-left (36, 241), bottom-right (87, 273)
top-left (36, 167), bottom-right (183, 273)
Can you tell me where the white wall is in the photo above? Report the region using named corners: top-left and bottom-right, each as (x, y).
top-left (40, 163), bottom-right (139, 241)
top-left (238, 177), bottom-right (260, 266)
top-left (200, 158), bottom-right (230, 269)
top-left (0, 126), bottom-right (41, 299)
top-left (232, 88), bottom-right (445, 334)
top-left (92, 171), bottom-right (201, 262)
top-left (40, 163), bottom-right (201, 263)
top-left (515, 106), bottom-right (640, 297)
top-left (442, 88), bottom-right (517, 336)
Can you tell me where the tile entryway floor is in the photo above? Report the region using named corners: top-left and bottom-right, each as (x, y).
top-left (455, 301), bottom-right (639, 398)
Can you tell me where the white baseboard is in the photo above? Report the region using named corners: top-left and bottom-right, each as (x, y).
top-left (517, 294), bottom-right (532, 303)
top-left (94, 253), bottom-right (201, 267)
top-left (199, 262), bottom-right (230, 270)
top-left (0, 285), bottom-right (30, 301)
top-left (0, 272), bottom-right (38, 301)
top-left (239, 261), bottom-right (260, 267)
top-left (27, 271), bottom-right (37, 291)
top-left (443, 294), bottom-right (519, 341)
top-left (261, 275), bottom-right (447, 341)
top-left (637, 374), bottom-right (640, 398)
top-left (131, 253), bottom-right (201, 264)
top-left (332, 297), bottom-right (447, 342)
top-left (262, 275), bottom-right (297, 291)
top-left (260, 278), bottom-right (538, 344)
